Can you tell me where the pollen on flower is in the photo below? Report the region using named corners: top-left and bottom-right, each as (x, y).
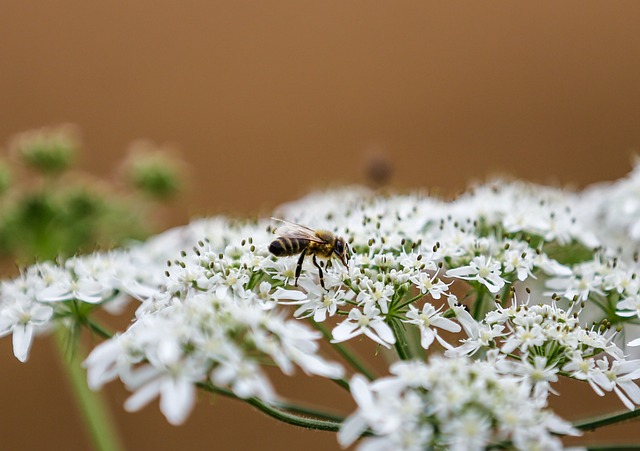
top-left (418, 313), bottom-right (431, 326)
top-left (478, 266), bottom-right (491, 279)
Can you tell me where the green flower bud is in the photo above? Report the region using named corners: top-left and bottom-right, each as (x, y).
top-left (124, 140), bottom-right (184, 200)
top-left (10, 125), bottom-right (79, 175)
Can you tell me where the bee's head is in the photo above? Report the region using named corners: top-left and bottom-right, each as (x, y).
top-left (334, 236), bottom-right (350, 269)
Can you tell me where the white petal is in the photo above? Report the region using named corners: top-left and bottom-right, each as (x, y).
top-left (338, 413), bottom-right (368, 448)
top-left (432, 316), bottom-right (461, 333)
top-left (77, 279), bottom-right (107, 303)
top-left (420, 329), bottom-right (436, 349)
top-left (617, 380), bottom-right (640, 406)
top-left (445, 266), bottom-right (474, 278)
top-left (349, 375), bottom-right (374, 409)
top-left (160, 377), bottom-right (196, 425)
top-left (370, 321), bottom-right (395, 345)
top-left (294, 352), bottom-right (344, 379)
top-left (435, 332), bottom-right (454, 350)
top-left (83, 339), bottom-right (121, 390)
top-left (157, 339), bottom-right (181, 365)
top-left (313, 308), bottom-right (327, 322)
top-left (273, 287), bottom-right (307, 301)
top-left (30, 305), bottom-right (54, 324)
top-left (453, 306), bottom-right (479, 338)
top-left (12, 323), bottom-right (34, 362)
top-left (363, 328), bottom-right (393, 348)
top-left (331, 321), bottom-right (360, 342)
top-left (36, 285), bottom-right (72, 302)
top-left (124, 378), bottom-right (162, 412)
top-left (613, 385), bottom-right (636, 411)
top-left (123, 364), bottom-right (161, 390)
top-left (482, 276), bottom-right (504, 293)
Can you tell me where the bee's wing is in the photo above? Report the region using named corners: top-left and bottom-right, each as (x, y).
top-left (271, 218), bottom-right (325, 243)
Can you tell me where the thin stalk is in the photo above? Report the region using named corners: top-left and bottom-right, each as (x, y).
top-left (389, 319), bottom-right (412, 360)
top-left (471, 286), bottom-right (488, 321)
top-left (274, 401), bottom-right (346, 423)
top-left (247, 397), bottom-right (341, 432)
top-left (574, 408), bottom-right (640, 431)
top-left (497, 283), bottom-right (512, 307)
top-left (405, 321), bottom-right (424, 359)
top-left (331, 378), bottom-right (351, 391)
top-left (198, 382), bottom-right (343, 432)
top-left (312, 321), bottom-right (376, 381)
top-left (53, 327), bottom-right (125, 451)
top-left (394, 292), bottom-right (426, 311)
top-left (83, 318), bottom-right (114, 339)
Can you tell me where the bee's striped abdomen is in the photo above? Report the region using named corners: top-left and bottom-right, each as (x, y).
top-left (269, 237), bottom-right (309, 256)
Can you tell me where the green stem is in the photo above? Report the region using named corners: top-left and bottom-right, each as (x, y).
top-left (274, 401), bottom-right (346, 423)
top-left (331, 378), bottom-right (351, 391)
top-left (312, 321), bottom-right (377, 381)
top-left (574, 408), bottom-right (640, 431)
top-left (389, 319), bottom-right (412, 360)
top-left (247, 397), bottom-right (341, 432)
top-left (53, 327), bottom-right (125, 451)
top-left (393, 292), bottom-right (425, 311)
top-left (471, 285), bottom-right (488, 320)
top-left (198, 382), bottom-right (343, 432)
top-left (498, 283), bottom-right (512, 306)
top-left (405, 322), bottom-right (424, 359)
top-left (83, 318), bottom-right (114, 339)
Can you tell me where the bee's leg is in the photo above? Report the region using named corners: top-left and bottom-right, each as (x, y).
top-left (312, 255), bottom-right (325, 289)
top-left (294, 248), bottom-right (307, 286)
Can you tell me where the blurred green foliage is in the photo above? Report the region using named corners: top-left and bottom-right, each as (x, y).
top-left (0, 125), bottom-right (185, 264)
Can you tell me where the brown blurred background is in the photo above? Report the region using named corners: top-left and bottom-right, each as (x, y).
top-left (1, 1), bottom-right (639, 450)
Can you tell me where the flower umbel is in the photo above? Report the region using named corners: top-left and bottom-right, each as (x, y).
top-left (3, 161), bottom-right (640, 448)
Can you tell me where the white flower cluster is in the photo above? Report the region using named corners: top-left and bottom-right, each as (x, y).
top-left (2, 162), bottom-right (640, 447)
top-left (339, 357), bottom-right (578, 451)
top-left (85, 220), bottom-right (344, 425)
top-left (447, 295), bottom-right (640, 409)
top-left (0, 247), bottom-right (167, 362)
top-left (579, 157), bottom-right (640, 252)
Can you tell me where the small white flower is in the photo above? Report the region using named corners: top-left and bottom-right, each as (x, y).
top-left (502, 247), bottom-right (536, 281)
top-left (446, 256), bottom-right (506, 294)
top-left (0, 297), bottom-right (53, 362)
top-left (402, 303), bottom-right (460, 349)
top-left (356, 281), bottom-right (394, 314)
top-left (505, 356), bottom-right (559, 399)
top-left (409, 270), bottom-right (451, 299)
top-left (332, 304), bottom-right (396, 348)
top-left (37, 274), bottom-right (107, 304)
top-left (546, 262), bottom-right (604, 302)
top-left (589, 358), bottom-right (640, 410)
top-left (446, 322), bottom-right (505, 358)
top-left (617, 294), bottom-right (640, 320)
top-left (500, 324), bottom-right (546, 354)
top-left (211, 355), bottom-right (275, 401)
top-left (440, 410), bottom-right (491, 451)
top-left (123, 364), bottom-right (197, 426)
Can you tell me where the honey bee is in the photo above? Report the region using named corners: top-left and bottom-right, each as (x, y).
top-left (268, 218), bottom-right (350, 289)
